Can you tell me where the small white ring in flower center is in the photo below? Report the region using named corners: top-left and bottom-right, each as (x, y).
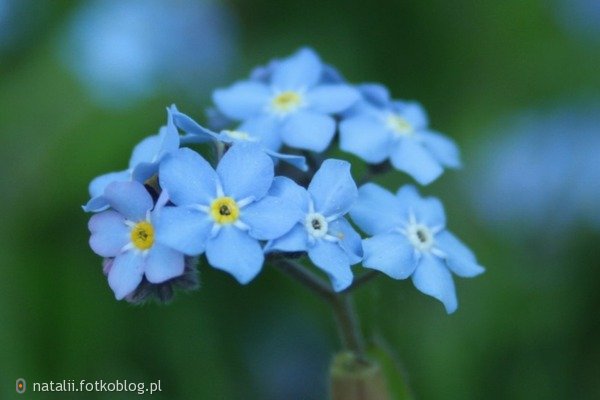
top-left (305, 213), bottom-right (328, 238)
top-left (406, 223), bottom-right (434, 251)
top-left (386, 113), bottom-right (414, 137)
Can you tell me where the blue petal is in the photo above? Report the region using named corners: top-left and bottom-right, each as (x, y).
top-left (327, 218), bottom-right (363, 264)
top-left (435, 231), bottom-right (485, 278)
top-left (241, 196), bottom-right (303, 240)
top-left (213, 81), bottom-right (271, 120)
top-left (271, 48), bottom-right (322, 89)
top-left (88, 210), bottom-right (129, 257)
top-left (173, 109), bottom-right (217, 142)
top-left (83, 195), bottom-right (110, 213)
top-left (159, 148), bottom-right (218, 206)
top-left (154, 206), bottom-right (212, 255)
top-left (411, 254), bottom-right (458, 314)
top-left (339, 116), bottom-right (392, 163)
top-left (281, 111), bottom-right (336, 152)
top-left (264, 224), bottom-right (308, 253)
top-left (350, 183), bottom-right (404, 235)
top-left (358, 83), bottom-right (391, 108)
top-left (390, 139), bottom-right (444, 185)
top-left (392, 101), bottom-right (429, 130)
top-left (308, 240), bottom-right (353, 292)
top-left (268, 176), bottom-right (309, 213)
top-left (217, 143), bottom-right (274, 201)
top-left (145, 243), bottom-right (185, 284)
top-left (206, 227), bottom-right (264, 284)
top-left (89, 170), bottom-right (130, 197)
top-left (308, 159), bottom-right (357, 217)
top-left (362, 233), bottom-right (417, 279)
top-left (264, 149), bottom-right (308, 171)
top-left (396, 185), bottom-right (446, 228)
top-left (420, 130), bottom-right (461, 168)
top-left (131, 162), bottom-right (158, 183)
top-left (104, 181), bottom-right (153, 221)
top-left (129, 135), bottom-right (162, 169)
top-left (238, 115), bottom-right (281, 151)
top-left (306, 84), bottom-right (360, 114)
top-left (108, 251), bottom-right (145, 300)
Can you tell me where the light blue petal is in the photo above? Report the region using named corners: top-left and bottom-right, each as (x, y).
top-left (154, 206), bottom-right (212, 255)
top-left (350, 183), bottom-right (404, 235)
top-left (159, 148), bottom-right (218, 206)
top-left (173, 109), bottom-right (217, 142)
top-left (358, 83), bottom-right (391, 108)
top-left (435, 231), bottom-right (485, 278)
top-left (396, 185), bottom-right (446, 228)
top-left (392, 101), bottom-right (428, 130)
top-left (281, 111), bottom-right (336, 152)
top-left (108, 251), bottom-right (145, 300)
top-left (213, 81), bottom-right (271, 120)
top-left (241, 196), bottom-right (303, 240)
top-left (83, 195), bottom-right (110, 213)
top-left (271, 48), bottom-right (322, 89)
top-left (264, 224), bottom-right (308, 253)
top-left (163, 105), bottom-right (182, 152)
top-left (419, 130), bottom-right (461, 168)
top-left (308, 240), bottom-right (353, 292)
top-left (145, 243), bottom-right (185, 284)
top-left (339, 116), bottom-right (392, 163)
top-left (238, 115), bottom-right (281, 151)
top-left (362, 233), bottom-right (417, 279)
top-left (264, 149), bottom-right (308, 171)
top-left (411, 254), bottom-right (457, 314)
top-left (327, 218), bottom-right (363, 264)
top-left (129, 135), bottom-right (162, 168)
top-left (268, 176), bottom-right (309, 213)
top-left (217, 143), bottom-right (274, 201)
top-left (104, 181), bottom-right (153, 221)
top-left (206, 227), bottom-right (264, 284)
top-left (89, 170), bottom-right (130, 197)
top-left (308, 159), bottom-right (357, 217)
top-left (88, 210), bottom-right (129, 257)
top-left (390, 139), bottom-right (444, 185)
top-left (131, 162), bottom-right (158, 183)
top-left (306, 84), bottom-right (360, 114)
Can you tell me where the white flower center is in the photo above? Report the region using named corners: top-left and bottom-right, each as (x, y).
top-left (305, 213), bottom-right (328, 238)
top-left (406, 223), bottom-right (435, 252)
top-left (386, 113), bottom-right (414, 137)
top-left (271, 90), bottom-right (304, 115)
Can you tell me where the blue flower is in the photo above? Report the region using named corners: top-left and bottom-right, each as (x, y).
top-left (213, 48), bottom-right (360, 152)
top-left (350, 183), bottom-right (484, 313)
top-left (88, 181), bottom-right (186, 300)
top-left (173, 108), bottom-right (308, 171)
top-left (265, 160), bottom-right (363, 291)
top-left (339, 84), bottom-right (460, 185)
top-left (83, 105), bottom-right (180, 212)
top-left (156, 143), bottom-right (302, 284)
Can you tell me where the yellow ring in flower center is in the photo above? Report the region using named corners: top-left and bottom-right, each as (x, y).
top-left (131, 221), bottom-right (155, 250)
top-left (387, 114), bottom-right (413, 136)
top-left (272, 91), bottom-right (302, 113)
top-left (210, 196), bottom-right (240, 224)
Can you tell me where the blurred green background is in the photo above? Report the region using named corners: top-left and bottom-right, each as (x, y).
top-left (1, 0), bottom-right (599, 399)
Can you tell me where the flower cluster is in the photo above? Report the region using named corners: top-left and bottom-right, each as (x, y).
top-left (84, 47), bottom-right (484, 312)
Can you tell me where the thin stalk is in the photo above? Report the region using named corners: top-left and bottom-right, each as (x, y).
top-left (343, 270), bottom-right (380, 293)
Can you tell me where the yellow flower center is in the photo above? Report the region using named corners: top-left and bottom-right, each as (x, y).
top-left (223, 130), bottom-right (255, 142)
top-left (386, 114), bottom-right (413, 136)
top-left (271, 91), bottom-right (303, 114)
top-left (130, 221), bottom-right (155, 250)
top-left (210, 196), bottom-right (240, 224)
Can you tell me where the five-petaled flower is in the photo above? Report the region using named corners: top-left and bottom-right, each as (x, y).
top-left (88, 181), bottom-right (186, 299)
top-left (340, 84), bottom-right (460, 185)
top-left (265, 160), bottom-right (363, 291)
top-left (213, 48), bottom-right (360, 152)
top-left (350, 183), bottom-right (485, 313)
top-left (155, 143), bottom-right (301, 284)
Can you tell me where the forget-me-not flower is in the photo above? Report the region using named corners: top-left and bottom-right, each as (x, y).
top-left (340, 84), bottom-right (460, 185)
top-left (213, 48), bottom-right (360, 152)
top-left (173, 108), bottom-right (308, 171)
top-left (350, 183), bottom-right (484, 313)
top-left (83, 105), bottom-right (180, 212)
top-left (265, 160), bottom-right (363, 291)
top-left (156, 143), bottom-right (301, 284)
top-left (88, 181), bottom-right (186, 300)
